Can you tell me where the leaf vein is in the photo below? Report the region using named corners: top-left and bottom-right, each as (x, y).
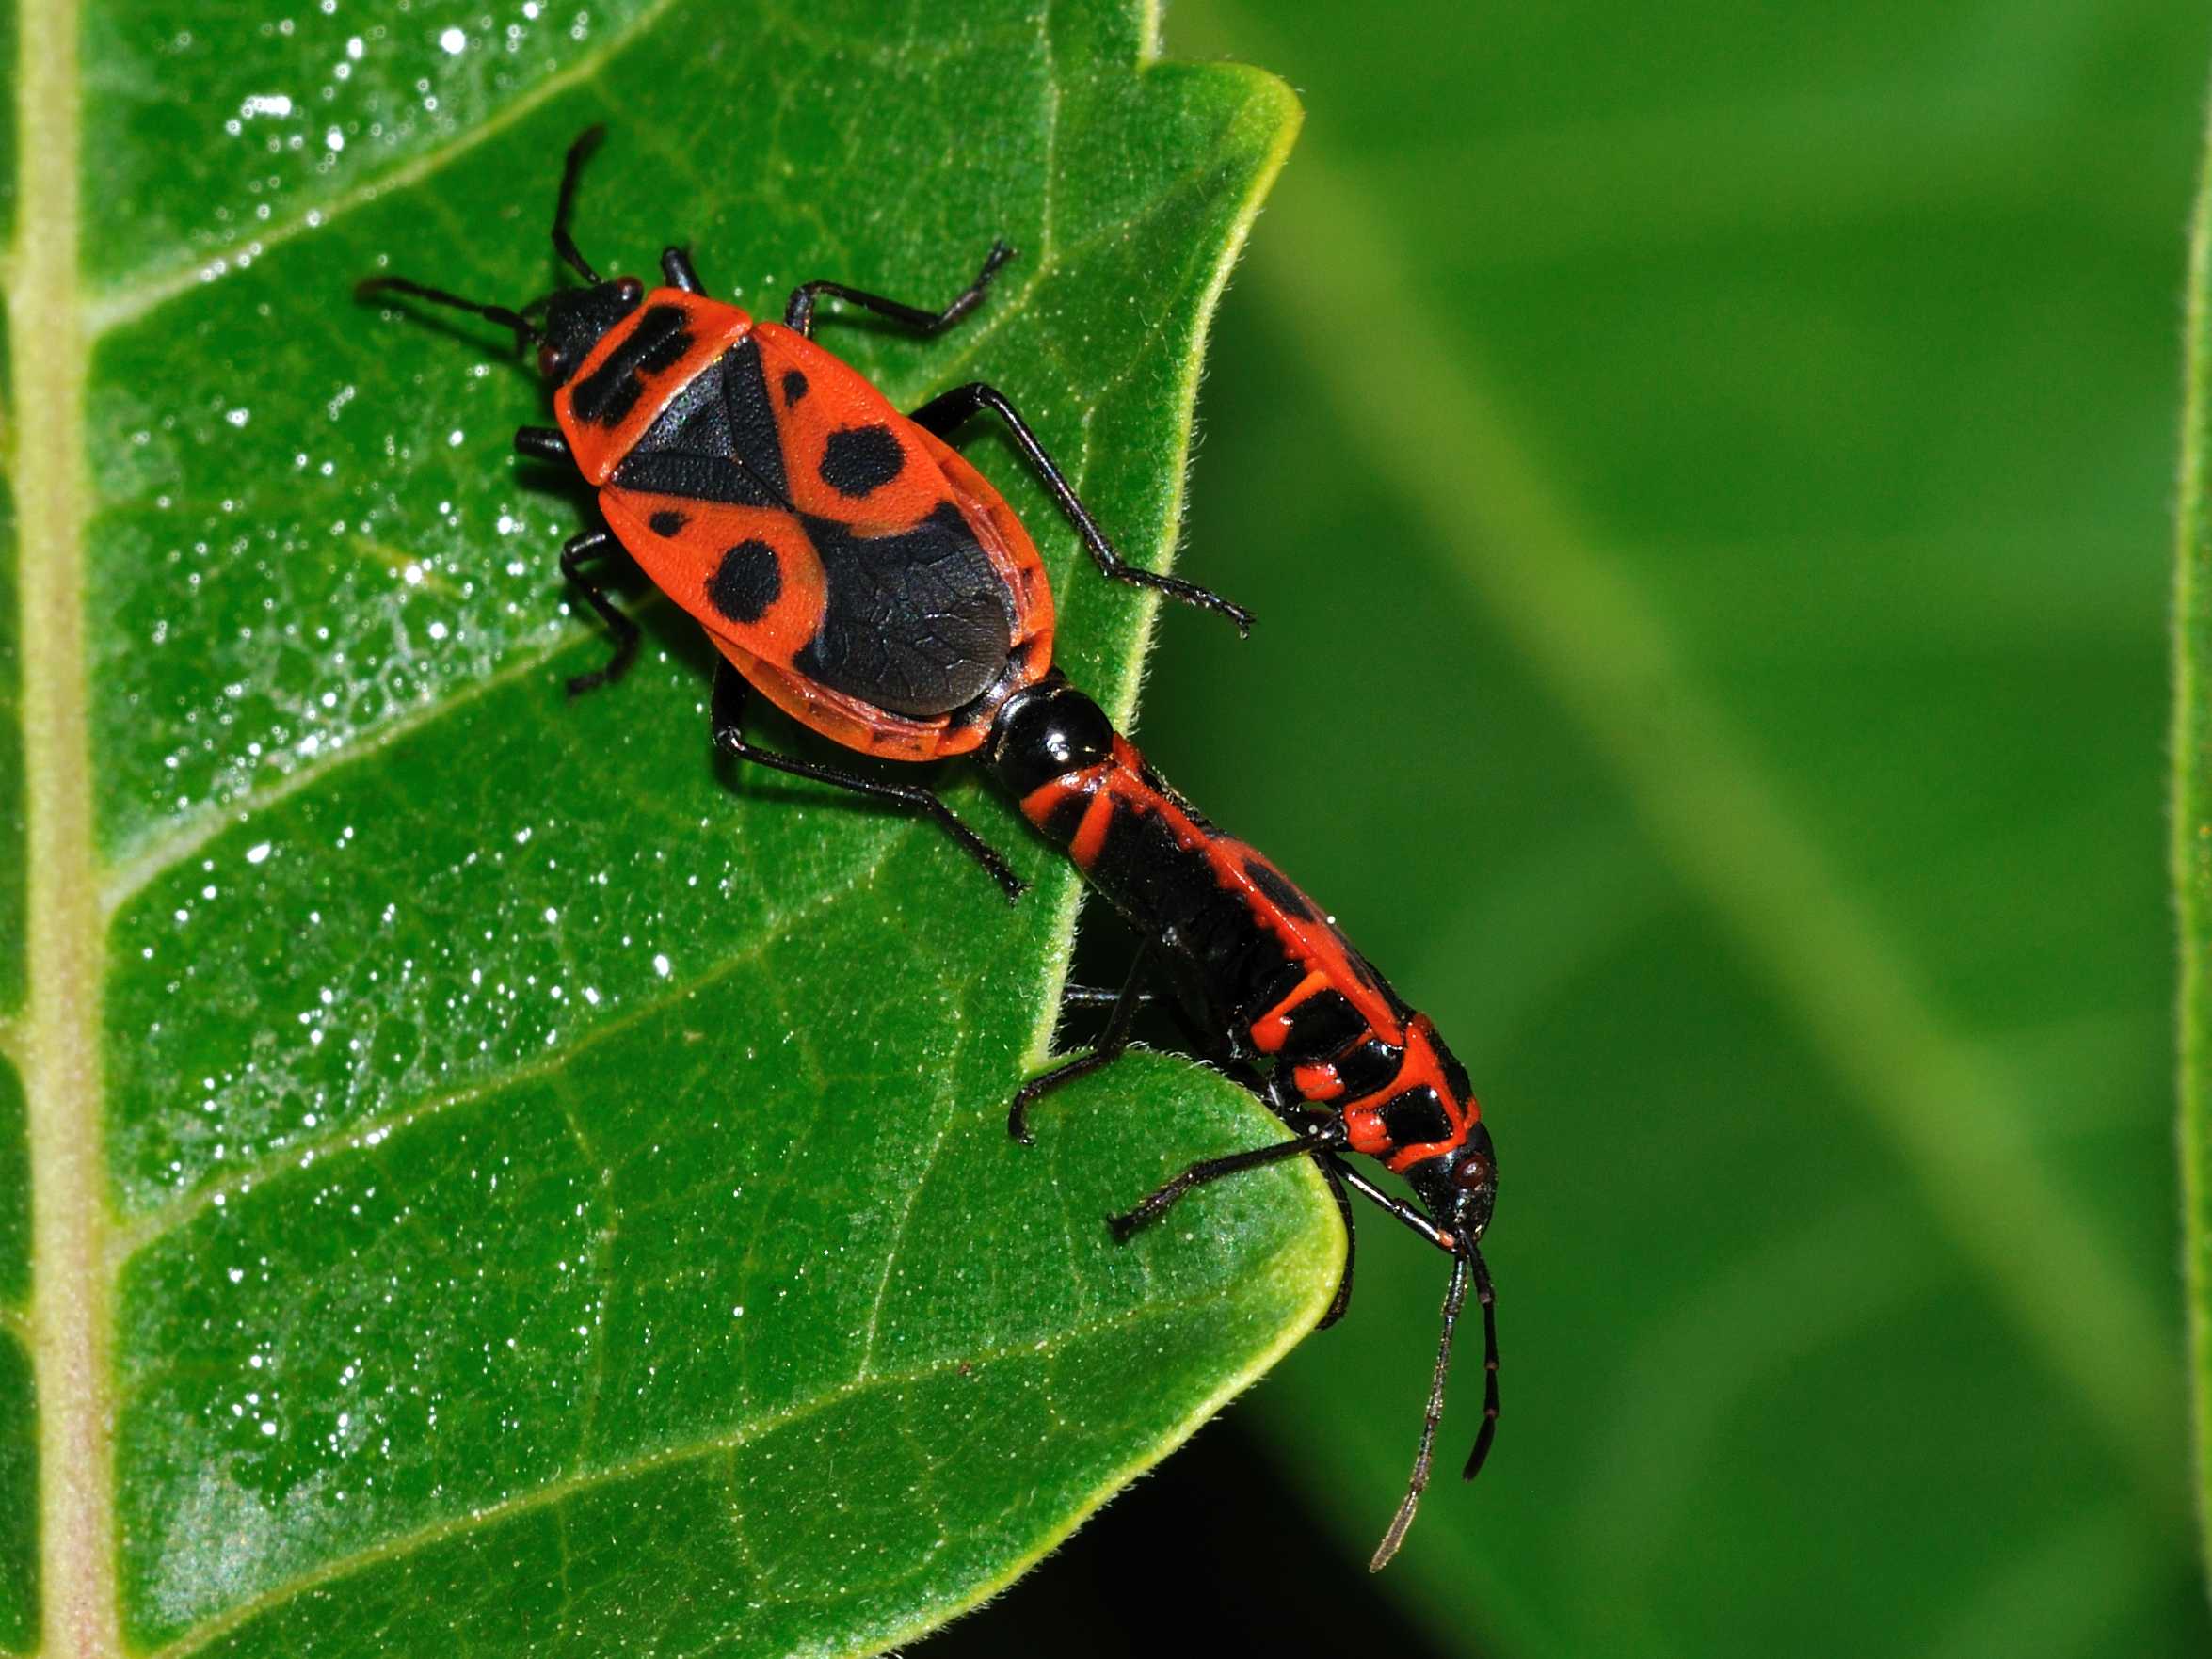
top-left (113, 835), bottom-right (903, 1256)
top-left (149, 1289), bottom-right (1239, 1659)
top-left (82, 0), bottom-right (685, 338)
top-left (96, 610), bottom-right (649, 917)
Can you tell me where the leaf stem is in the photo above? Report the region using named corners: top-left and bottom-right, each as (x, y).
top-left (13, 0), bottom-right (122, 1647)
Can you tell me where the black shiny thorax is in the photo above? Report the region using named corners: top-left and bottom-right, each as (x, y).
top-left (539, 277), bottom-right (645, 385)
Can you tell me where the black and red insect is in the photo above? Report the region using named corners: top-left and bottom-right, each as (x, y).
top-left (362, 127), bottom-right (1246, 899)
top-left (361, 128), bottom-right (1497, 1569)
top-left (988, 679), bottom-right (1501, 1568)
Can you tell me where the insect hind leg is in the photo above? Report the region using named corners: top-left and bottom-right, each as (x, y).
top-left (710, 662), bottom-right (1025, 902)
top-left (1106, 1119), bottom-right (1349, 1243)
top-left (907, 380), bottom-right (1253, 634)
top-left (1008, 944), bottom-right (1156, 1144)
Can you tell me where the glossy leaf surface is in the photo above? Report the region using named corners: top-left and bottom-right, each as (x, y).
top-left (4, 3), bottom-right (1328, 1653)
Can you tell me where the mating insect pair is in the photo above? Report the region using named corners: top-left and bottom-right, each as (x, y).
top-left (361, 126), bottom-right (1499, 1571)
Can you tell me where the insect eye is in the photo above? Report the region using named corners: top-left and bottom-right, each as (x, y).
top-left (537, 342), bottom-right (565, 380)
top-left (1453, 1151), bottom-right (1495, 1192)
top-left (617, 277), bottom-right (644, 304)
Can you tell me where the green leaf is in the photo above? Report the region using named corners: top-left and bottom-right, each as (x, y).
top-left (1158, 0), bottom-right (2207, 1652)
top-left (6, 2), bottom-right (1324, 1653)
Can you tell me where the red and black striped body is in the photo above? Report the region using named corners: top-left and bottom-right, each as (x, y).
top-left (987, 678), bottom-right (1497, 1236)
top-left (552, 287), bottom-right (1055, 762)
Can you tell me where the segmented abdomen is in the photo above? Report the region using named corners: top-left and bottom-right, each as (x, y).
top-left (1016, 729), bottom-right (1481, 1172)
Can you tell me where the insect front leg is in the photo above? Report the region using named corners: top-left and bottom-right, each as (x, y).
top-left (1255, 1072), bottom-right (1361, 1327)
top-left (1332, 1161), bottom-right (1461, 1255)
top-left (660, 247), bottom-right (704, 293)
top-left (516, 426), bottom-right (570, 462)
top-left (1308, 1156), bottom-right (1360, 1329)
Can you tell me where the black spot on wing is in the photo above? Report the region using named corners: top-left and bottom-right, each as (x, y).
top-left (791, 502), bottom-right (1014, 718)
top-left (1242, 855), bottom-right (1319, 922)
top-left (782, 369), bottom-right (809, 404)
top-left (571, 304), bottom-right (694, 428)
top-left (1089, 803), bottom-right (1194, 920)
top-left (1234, 958), bottom-right (1313, 1035)
top-left (1034, 788), bottom-right (1093, 850)
top-left (709, 540), bottom-right (782, 625)
top-left (649, 510), bottom-right (687, 536)
top-left (820, 423), bottom-right (906, 498)
top-left (1195, 895), bottom-right (1289, 1016)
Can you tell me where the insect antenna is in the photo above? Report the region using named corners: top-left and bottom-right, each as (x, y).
top-left (356, 276), bottom-right (539, 350)
top-left (1369, 1248), bottom-right (1473, 1572)
top-left (552, 124), bottom-right (606, 283)
top-left (1462, 1248), bottom-right (1500, 1480)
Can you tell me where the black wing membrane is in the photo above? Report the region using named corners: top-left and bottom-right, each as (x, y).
top-left (612, 341), bottom-right (789, 508)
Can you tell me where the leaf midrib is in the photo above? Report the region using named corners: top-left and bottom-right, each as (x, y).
top-left (2172, 89), bottom-right (2212, 1594)
top-left (15, 0), bottom-right (120, 1652)
top-left (18, 3), bottom-right (700, 1651)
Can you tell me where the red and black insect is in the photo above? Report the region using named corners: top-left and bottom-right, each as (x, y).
top-left (987, 679), bottom-right (1500, 1570)
top-left (361, 129), bottom-right (1496, 1570)
top-left (361, 127), bottom-right (1246, 901)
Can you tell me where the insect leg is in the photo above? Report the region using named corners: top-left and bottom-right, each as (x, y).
top-left (784, 241), bottom-right (1014, 337)
top-left (1334, 1161), bottom-right (1460, 1254)
top-left (1058, 984), bottom-right (1160, 1011)
top-left (1254, 1066), bottom-right (1455, 1259)
top-left (1255, 1071), bottom-right (1359, 1325)
top-left (906, 382), bottom-right (1253, 633)
top-left (1008, 943), bottom-right (1156, 1144)
top-left (711, 661), bottom-right (1025, 901)
top-left (1309, 1154), bottom-right (1360, 1329)
top-left (559, 529), bottom-right (640, 697)
top-left (1106, 1122), bottom-right (1349, 1242)
top-left (516, 426), bottom-right (570, 462)
top-left (660, 247), bottom-right (704, 293)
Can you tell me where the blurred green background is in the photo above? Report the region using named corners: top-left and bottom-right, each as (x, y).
top-left (941, 0), bottom-right (2210, 1653)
